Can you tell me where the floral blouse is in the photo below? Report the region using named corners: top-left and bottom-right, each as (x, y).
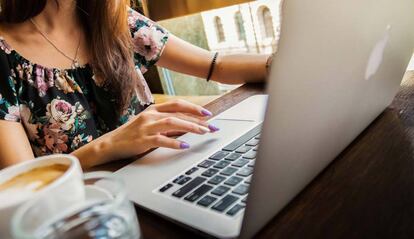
top-left (0, 9), bottom-right (169, 156)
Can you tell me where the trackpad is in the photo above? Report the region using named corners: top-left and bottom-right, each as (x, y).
top-left (177, 119), bottom-right (257, 154)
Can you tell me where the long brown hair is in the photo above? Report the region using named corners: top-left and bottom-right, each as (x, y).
top-left (0, 0), bottom-right (138, 115)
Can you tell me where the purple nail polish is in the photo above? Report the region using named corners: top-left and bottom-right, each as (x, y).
top-left (201, 109), bottom-right (213, 117)
top-left (180, 142), bottom-right (190, 149)
top-left (208, 124), bottom-right (220, 132)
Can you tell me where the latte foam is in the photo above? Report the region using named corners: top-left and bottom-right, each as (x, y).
top-left (0, 164), bottom-right (69, 207)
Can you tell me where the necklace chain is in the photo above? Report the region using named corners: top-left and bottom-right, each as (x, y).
top-left (29, 18), bottom-right (81, 69)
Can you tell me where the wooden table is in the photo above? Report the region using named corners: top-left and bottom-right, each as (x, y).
top-left (152, 94), bottom-right (220, 106)
top-left (95, 71), bottom-right (414, 238)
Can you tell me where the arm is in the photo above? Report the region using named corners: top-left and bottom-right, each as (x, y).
top-left (0, 100), bottom-right (217, 169)
top-left (0, 121), bottom-right (35, 168)
top-left (0, 120), bottom-right (102, 169)
top-left (73, 100), bottom-right (217, 168)
top-left (156, 35), bottom-right (270, 84)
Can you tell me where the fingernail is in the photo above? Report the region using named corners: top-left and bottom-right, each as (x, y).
top-left (208, 124), bottom-right (220, 132)
top-left (201, 109), bottom-right (213, 117)
top-left (180, 142), bottom-right (190, 149)
top-left (199, 126), bottom-right (210, 133)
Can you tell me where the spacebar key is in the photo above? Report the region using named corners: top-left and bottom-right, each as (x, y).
top-left (223, 124), bottom-right (262, 151)
top-left (172, 177), bottom-right (206, 198)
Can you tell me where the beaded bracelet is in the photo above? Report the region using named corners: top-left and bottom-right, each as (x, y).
top-left (206, 52), bottom-right (219, 82)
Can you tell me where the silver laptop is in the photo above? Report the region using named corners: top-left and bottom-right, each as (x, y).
top-left (114, 0), bottom-right (414, 238)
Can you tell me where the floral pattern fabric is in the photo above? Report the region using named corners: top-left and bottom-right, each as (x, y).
top-left (0, 8), bottom-right (169, 156)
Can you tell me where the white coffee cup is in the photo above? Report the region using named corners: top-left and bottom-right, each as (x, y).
top-left (0, 154), bottom-right (84, 238)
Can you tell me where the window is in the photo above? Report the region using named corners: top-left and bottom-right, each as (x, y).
top-left (258, 7), bottom-right (275, 39)
top-left (234, 11), bottom-right (246, 41)
top-left (214, 16), bottom-right (226, 42)
top-left (156, 0), bottom-right (282, 96)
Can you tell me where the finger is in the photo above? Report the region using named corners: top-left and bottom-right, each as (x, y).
top-left (143, 111), bottom-right (207, 126)
top-left (146, 117), bottom-right (211, 135)
top-left (161, 131), bottom-right (186, 137)
top-left (154, 99), bottom-right (213, 117)
top-left (147, 135), bottom-right (190, 150)
top-left (158, 112), bottom-right (220, 132)
top-left (160, 112), bottom-right (211, 128)
top-left (138, 111), bottom-right (220, 132)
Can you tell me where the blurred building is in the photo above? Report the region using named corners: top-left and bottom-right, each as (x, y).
top-left (201, 0), bottom-right (281, 55)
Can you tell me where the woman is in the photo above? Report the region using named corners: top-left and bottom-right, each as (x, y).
top-left (0, 0), bottom-right (269, 168)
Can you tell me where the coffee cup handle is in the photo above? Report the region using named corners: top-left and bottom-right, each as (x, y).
top-left (82, 171), bottom-right (127, 201)
top-left (83, 171), bottom-right (113, 180)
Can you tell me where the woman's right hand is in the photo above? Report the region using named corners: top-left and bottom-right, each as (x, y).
top-left (99, 99), bottom-right (219, 163)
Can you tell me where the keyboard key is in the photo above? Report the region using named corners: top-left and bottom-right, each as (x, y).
top-left (247, 160), bottom-right (255, 167)
top-left (173, 175), bottom-right (185, 184)
top-left (159, 183), bottom-right (173, 193)
top-left (177, 176), bottom-right (192, 185)
top-left (225, 153), bottom-right (242, 161)
top-left (185, 167), bottom-right (199, 175)
top-left (246, 139), bottom-right (260, 146)
top-left (173, 175), bottom-right (192, 185)
top-left (198, 160), bottom-right (215, 168)
top-left (245, 177), bottom-right (252, 184)
top-left (236, 146), bottom-right (252, 154)
top-left (172, 177), bottom-right (206, 198)
top-left (243, 151), bottom-right (257, 159)
top-left (226, 204), bottom-right (245, 216)
top-left (208, 175), bottom-right (226, 185)
top-left (197, 195), bottom-right (217, 207)
top-left (211, 185), bottom-right (230, 196)
top-left (214, 160), bottom-right (230, 169)
top-left (212, 195), bottom-right (239, 212)
top-left (209, 151), bottom-right (230, 160)
top-left (184, 184), bottom-right (213, 202)
top-left (232, 159), bottom-right (249, 167)
top-left (202, 169), bottom-right (219, 177)
top-left (242, 196), bottom-right (248, 203)
top-left (253, 146), bottom-right (259, 151)
top-left (220, 167), bottom-right (238, 176)
top-left (222, 124), bottom-right (262, 151)
top-left (224, 176), bottom-right (243, 186)
top-left (233, 184), bottom-right (249, 195)
top-left (237, 167), bottom-right (254, 177)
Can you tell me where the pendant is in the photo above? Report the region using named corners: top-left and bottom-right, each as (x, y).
top-left (71, 60), bottom-right (80, 69)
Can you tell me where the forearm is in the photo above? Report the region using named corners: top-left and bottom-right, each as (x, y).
top-left (211, 54), bottom-right (269, 84)
top-left (71, 134), bottom-right (113, 169)
top-left (157, 35), bottom-right (269, 85)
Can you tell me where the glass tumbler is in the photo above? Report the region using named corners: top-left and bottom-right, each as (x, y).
top-left (11, 172), bottom-right (141, 239)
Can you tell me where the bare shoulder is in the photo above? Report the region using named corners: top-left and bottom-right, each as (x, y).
top-left (0, 21), bottom-right (34, 45)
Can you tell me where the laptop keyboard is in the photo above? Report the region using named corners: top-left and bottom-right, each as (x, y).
top-left (157, 124), bottom-right (262, 217)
